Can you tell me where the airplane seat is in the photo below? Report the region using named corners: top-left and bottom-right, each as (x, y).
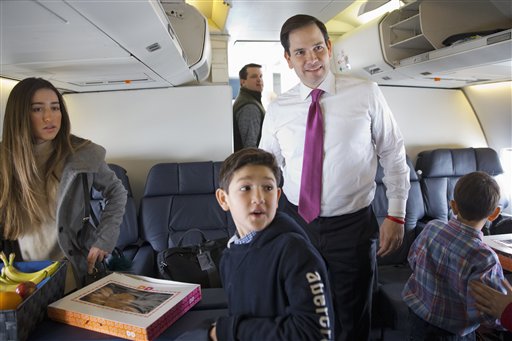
top-left (139, 161), bottom-right (235, 309)
top-left (139, 161), bottom-right (236, 253)
top-left (90, 164), bottom-right (155, 277)
top-left (490, 213), bottom-right (512, 235)
top-left (372, 156), bottom-right (425, 332)
top-left (415, 147), bottom-right (508, 231)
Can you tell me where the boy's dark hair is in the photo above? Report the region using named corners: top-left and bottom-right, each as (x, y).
top-left (239, 63), bottom-right (262, 80)
top-left (218, 148), bottom-right (281, 192)
top-left (453, 171), bottom-right (500, 221)
top-left (280, 14), bottom-right (329, 55)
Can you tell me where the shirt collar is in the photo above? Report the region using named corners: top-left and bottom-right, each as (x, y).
top-left (299, 71), bottom-right (335, 101)
top-left (448, 217), bottom-right (483, 240)
top-left (227, 230), bottom-right (258, 248)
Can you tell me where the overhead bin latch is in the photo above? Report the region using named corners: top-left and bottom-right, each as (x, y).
top-left (363, 65), bottom-right (383, 75)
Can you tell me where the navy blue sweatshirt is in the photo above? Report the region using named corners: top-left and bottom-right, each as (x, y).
top-left (215, 212), bottom-right (334, 341)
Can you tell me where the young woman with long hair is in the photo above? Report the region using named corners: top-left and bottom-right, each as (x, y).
top-left (0, 77), bottom-right (127, 289)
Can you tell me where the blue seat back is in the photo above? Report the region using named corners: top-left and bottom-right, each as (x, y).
top-left (90, 164), bottom-right (155, 276)
top-left (90, 164), bottom-right (138, 248)
top-left (140, 161), bottom-right (236, 253)
top-left (415, 147), bottom-right (506, 222)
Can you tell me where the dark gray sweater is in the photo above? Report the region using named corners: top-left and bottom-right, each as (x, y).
top-left (232, 87), bottom-right (265, 151)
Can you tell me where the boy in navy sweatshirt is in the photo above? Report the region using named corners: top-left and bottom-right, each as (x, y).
top-left (210, 147), bottom-right (334, 341)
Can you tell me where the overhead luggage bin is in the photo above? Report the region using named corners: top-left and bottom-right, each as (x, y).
top-left (333, 0), bottom-right (512, 88)
top-left (0, 0), bottom-right (211, 92)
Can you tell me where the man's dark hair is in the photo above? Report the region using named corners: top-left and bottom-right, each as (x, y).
top-left (453, 171), bottom-right (500, 221)
top-left (218, 148), bottom-right (281, 192)
top-left (280, 14), bottom-right (329, 55)
top-left (239, 63), bottom-right (262, 80)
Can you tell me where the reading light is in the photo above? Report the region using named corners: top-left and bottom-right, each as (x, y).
top-left (358, 0), bottom-right (402, 24)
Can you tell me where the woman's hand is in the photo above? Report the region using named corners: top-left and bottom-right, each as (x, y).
top-left (87, 246), bottom-right (109, 274)
top-left (470, 279), bottom-right (512, 318)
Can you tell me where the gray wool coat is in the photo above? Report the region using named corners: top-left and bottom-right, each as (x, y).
top-left (56, 137), bottom-right (127, 287)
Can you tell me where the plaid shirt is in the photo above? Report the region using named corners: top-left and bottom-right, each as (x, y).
top-left (402, 218), bottom-right (505, 335)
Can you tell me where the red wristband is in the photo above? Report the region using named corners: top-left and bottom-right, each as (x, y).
top-left (386, 215), bottom-right (405, 225)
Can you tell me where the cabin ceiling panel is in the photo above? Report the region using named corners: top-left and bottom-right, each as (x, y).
top-left (0, 0), bottom-right (129, 66)
top-left (224, 0), bottom-right (352, 42)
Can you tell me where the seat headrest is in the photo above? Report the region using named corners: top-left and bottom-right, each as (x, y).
top-left (108, 163), bottom-right (133, 196)
top-left (416, 148), bottom-right (503, 178)
top-left (144, 161), bottom-right (222, 197)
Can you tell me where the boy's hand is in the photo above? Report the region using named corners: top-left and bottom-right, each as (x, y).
top-left (470, 279), bottom-right (512, 318)
top-left (377, 219), bottom-right (404, 257)
top-left (209, 324), bottom-right (217, 341)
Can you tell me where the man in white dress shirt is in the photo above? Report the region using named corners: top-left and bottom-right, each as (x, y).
top-left (259, 14), bottom-right (410, 341)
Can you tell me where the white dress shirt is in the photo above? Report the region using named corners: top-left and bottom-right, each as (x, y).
top-left (259, 72), bottom-right (410, 217)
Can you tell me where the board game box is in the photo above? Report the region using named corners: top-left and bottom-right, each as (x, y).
top-left (47, 272), bottom-right (201, 340)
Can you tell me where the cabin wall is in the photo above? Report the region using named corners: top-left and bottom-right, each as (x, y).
top-left (63, 85), bottom-right (233, 203)
top-left (463, 81), bottom-right (512, 213)
top-left (64, 85), bottom-right (487, 205)
top-left (380, 86), bottom-right (488, 162)
top-left (381, 85), bottom-right (511, 214)
top-left (0, 78), bottom-right (18, 137)
top-left (463, 82), bottom-right (512, 155)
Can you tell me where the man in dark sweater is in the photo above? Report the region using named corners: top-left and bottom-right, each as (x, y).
top-left (232, 64), bottom-right (265, 151)
top-left (210, 148), bottom-right (334, 341)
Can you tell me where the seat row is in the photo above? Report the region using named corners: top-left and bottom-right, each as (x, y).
top-left (94, 147), bottom-right (509, 338)
top-left (90, 161), bottom-right (235, 279)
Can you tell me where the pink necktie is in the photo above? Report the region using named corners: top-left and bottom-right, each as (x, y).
top-left (298, 88), bottom-right (324, 223)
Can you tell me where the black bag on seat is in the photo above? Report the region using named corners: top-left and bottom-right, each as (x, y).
top-left (157, 229), bottom-right (228, 288)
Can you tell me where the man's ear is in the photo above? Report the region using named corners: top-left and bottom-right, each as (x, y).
top-left (284, 51), bottom-right (293, 69)
top-left (327, 39), bottom-right (333, 58)
top-left (215, 188), bottom-right (230, 212)
top-left (450, 200), bottom-right (459, 215)
top-left (488, 206), bottom-right (501, 222)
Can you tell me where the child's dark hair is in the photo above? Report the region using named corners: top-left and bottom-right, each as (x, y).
top-left (218, 148), bottom-right (281, 192)
top-left (453, 171), bottom-right (500, 221)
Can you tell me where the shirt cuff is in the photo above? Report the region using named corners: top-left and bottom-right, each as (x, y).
top-left (387, 198), bottom-right (406, 218)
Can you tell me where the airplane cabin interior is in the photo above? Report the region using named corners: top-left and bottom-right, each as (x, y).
top-left (0, 0), bottom-right (511, 340)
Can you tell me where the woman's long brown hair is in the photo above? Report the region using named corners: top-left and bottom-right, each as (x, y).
top-left (0, 78), bottom-right (80, 239)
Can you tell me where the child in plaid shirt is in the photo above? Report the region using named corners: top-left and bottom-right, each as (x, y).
top-left (402, 171), bottom-right (505, 339)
